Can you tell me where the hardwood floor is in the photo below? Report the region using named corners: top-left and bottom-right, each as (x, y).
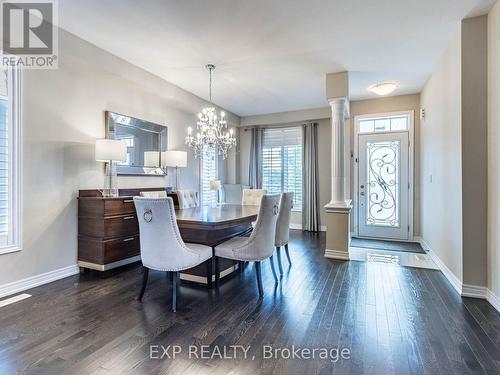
top-left (1, 231), bottom-right (500, 374)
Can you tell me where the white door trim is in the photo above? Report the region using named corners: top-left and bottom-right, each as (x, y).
top-left (353, 110), bottom-right (414, 241)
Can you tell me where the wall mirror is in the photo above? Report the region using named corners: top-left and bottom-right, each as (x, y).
top-left (105, 111), bottom-right (168, 176)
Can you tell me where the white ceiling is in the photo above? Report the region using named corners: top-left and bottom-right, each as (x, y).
top-left (58, 0), bottom-right (495, 117)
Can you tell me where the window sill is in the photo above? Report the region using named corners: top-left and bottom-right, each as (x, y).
top-left (0, 245), bottom-right (22, 255)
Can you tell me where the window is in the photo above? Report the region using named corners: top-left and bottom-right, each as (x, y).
top-left (0, 67), bottom-right (21, 254)
top-left (262, 127), bottom-right (302, 209)
top-left (358, 114), bottom-right (409, 133)
top-left (200, 145), bottom-right (217, 206)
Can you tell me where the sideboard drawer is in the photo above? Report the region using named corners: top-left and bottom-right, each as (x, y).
top-left (103, 235), bottom-right (140, 264)
top-left (104, 198), bottom-right (136, 216)
top-left (79, 215), bottom-right (139, 239)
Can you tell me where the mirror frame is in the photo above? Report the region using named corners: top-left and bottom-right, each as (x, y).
top-left (105, 111), bottom-right (168, 176)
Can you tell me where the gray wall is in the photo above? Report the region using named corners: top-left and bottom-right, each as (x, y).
top-left (0, 29), bottom-right (239, 288)
top-left (461, 16), bottom-right (488, 287)
top-left (420, 28), bottom-right (463, 282)
top-left (488, 1), bottom-right (500, 298)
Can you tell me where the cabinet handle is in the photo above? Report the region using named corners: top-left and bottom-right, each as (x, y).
top-left (123, 216), bottom-right (135, 220)
top-left (123, 237), bottom-right (135, 242)
top-left (123, 200), bottom-right (134, 203)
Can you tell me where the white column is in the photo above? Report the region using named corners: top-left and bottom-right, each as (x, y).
top-left (328, 98), bottom-right (349, 207)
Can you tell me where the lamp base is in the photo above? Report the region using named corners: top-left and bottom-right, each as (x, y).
top-left (103, 161), bottom-right (119, 198)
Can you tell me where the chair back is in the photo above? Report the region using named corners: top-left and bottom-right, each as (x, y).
top-left (242, 189), bottom-right (267, 206)
top-left (221, 184), bottom-right (250, 204)
top-left (177, 190), bottom-right (199, 208)
top-left (276, 192), bottom-right (294, 246)
top-left (140, 190), bottom-right (167, 198)
top-left (133, 197), bottom-right (202, 271)
top-left (246, 194), bottom-right (280, 259)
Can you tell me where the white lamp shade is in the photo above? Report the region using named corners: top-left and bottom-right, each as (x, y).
top-left (95, 139), bottom-right (127, 162)
top-left (144, 151), bottom-right (160, 167)
top-left (162, 150), bottom-right (187, 168)
top-left (210, 180), bottom-right (221, 190)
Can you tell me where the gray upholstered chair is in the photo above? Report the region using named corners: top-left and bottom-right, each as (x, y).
top-left (133, 197), bottom-right (212, 312)
top-left (221, 184), bottom-right (250, 204)
top-left (176, 189), bottom-right (199, 208)
top-left (242, 189), bottom-right (267, 206)
top-left (275, 192), bottom-right (294, 275)
top-left (214, 194), bottom-right (280, 297)
top-left (140, 190), bottom-right (167, 198)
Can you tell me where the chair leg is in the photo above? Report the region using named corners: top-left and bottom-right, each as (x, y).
top-left (276, 246), bottom-right (284, 276)
top-left (206, 259), bottom-right (213, 288)
top-left (171, 271), bottom-right (178, 312)
top-left (137, 267), bottom-right (149, 301)
top-left (284, 243), bottom-right (292, 266)
top-left (255, 261), bottom-right (264, 297)
top-left (214, 256), bottom-right (220, 285)
top-left (269, 255), bottom-right (278, 283)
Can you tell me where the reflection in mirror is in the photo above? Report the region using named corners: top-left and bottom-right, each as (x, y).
top-left (106, 111), bottom-right (168, 175)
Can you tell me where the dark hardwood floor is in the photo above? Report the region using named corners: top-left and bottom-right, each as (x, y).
top-left (1, 231), bottom-right (500, 374)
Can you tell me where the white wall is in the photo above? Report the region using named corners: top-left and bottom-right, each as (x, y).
top-left (0, 29), bottom-right (239, 288)
top-left (488, 1), bottom-right (500, 298)
top-left (420, 29), bottom-right (463, 282)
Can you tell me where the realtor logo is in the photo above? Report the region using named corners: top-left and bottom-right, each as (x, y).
top-left (1, 0), bottom-right (58, 68)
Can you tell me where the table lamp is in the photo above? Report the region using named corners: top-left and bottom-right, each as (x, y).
top-left (210, 180), bottom-right (221, 204)
top-left (95, 139), bottom-right (127, 197)
top-left (161, 150), bottom-right (187, 191)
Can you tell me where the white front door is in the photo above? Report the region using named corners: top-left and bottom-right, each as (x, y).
top-left (358, 132), bottom-right (409, 240)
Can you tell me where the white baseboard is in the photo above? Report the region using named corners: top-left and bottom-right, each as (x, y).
top-left (487, 289), bottom-right (500, 312)
top-left (416, 237), bottom-right (500, 313)
top-left (324, 249), bottom-right (349, 260)
top-left (290, 224), bottom-right (327, 232)
top-left (462, 284), bottom-right (488, 298)
top-left (0, 264), bottom-right (79, 298)
top-left (420, 239), bottom-right (463, 295)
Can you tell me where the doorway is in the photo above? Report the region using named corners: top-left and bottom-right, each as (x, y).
top-left (354, 111), bottom-right (414, 241)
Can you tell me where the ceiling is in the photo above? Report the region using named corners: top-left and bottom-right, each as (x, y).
top-left (58, 0), bottom-right (495, 117)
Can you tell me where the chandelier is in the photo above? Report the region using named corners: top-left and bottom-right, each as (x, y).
top-left (185, 64), bottom-right (236, 159)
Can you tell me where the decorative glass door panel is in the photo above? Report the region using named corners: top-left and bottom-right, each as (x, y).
top-left (358, 132), bottom-right (409, 240)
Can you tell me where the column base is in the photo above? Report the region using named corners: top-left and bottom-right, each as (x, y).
top-left (324, 201), bottom-right (352, 260)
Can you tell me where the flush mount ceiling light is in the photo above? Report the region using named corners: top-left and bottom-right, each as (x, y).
top-left (368, 81), bottom-right (400, 96)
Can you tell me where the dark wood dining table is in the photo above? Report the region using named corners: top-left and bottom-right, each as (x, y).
top-left (175, 204), bottom-right (260, 285)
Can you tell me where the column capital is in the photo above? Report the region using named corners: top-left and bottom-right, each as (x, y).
top-left (328, 97), bottom-right (349, 119)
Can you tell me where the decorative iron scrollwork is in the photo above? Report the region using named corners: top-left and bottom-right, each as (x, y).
top-left (366, 141), bottom-right (399, 227)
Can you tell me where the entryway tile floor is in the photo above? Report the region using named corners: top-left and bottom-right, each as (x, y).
top-left (349, 246), bottom-right (439, 270)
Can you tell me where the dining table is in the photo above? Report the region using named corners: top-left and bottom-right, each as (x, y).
top-left (175, 204), bottom-right (260, 285)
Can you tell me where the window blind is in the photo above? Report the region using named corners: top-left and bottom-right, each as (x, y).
top-left (0, 69), bottom-right (8, 238)
top-left (262, 127), bottom-right (302, 209)
top-left (200, 146), bottom-right (217, 206)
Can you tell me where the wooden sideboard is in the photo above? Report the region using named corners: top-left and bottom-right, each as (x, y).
top-left (78, 188), bottom-right (177, 271)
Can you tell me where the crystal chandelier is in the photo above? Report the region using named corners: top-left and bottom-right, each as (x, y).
top-left (185, 64), bottom-right (236, 159)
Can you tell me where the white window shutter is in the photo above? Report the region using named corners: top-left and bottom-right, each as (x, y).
top-left (262, 127), bottom-right (302, 209)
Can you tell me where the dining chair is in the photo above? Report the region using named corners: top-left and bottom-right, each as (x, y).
top-left (177, 190), bottom-right (199, 208)
top-left (133, 197), bottom-right (212, 312)
top-left (214, 194), bottom-right (280, 297)
top-left (140, 190), bottom-right (167, 198)
top-left (275, 192), bottom-right (294, 275)
top-left (242, 189), bottom-right (267, 206)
